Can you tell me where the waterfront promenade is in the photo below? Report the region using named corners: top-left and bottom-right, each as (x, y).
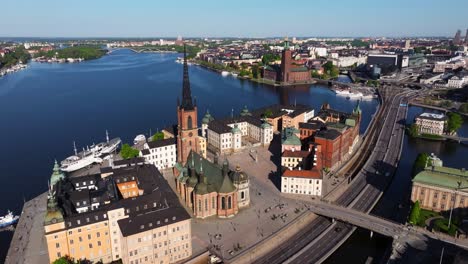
top-left (5, 192), bottom-right (49, 264)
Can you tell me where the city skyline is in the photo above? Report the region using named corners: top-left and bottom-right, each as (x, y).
top-left (2, 0), bottom-right (468, 38)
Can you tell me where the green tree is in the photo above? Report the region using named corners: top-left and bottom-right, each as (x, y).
top-left (263, 109), bottom-right (273, 118)
top-left (446, 112), bottom-right (463, 134)
top-left (408, 123), bottom-right (419, 137)
top-left (459, 103), bottom-right (468, 114)
top-left (409, 201), bottom-right (421, 225)
top-left (262, 53), bottom-right (280, 65)
top-left (53, 256), bottom-right (75, 264)
top-left (120, 144), bottom-right (140, 159)
top-left (251, 64), bottom-right (259, 79)
top-left (322, 61), bottom-right (339, 79)
top-left (152, 132), bottom-right (164, 141)
top-left (412, 153), bottom-right (429, 177)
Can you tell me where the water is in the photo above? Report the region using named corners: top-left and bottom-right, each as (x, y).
top-left (0, 50), bottom-right (378, 261)
top-left (326, 107), bottom-right (468, 263)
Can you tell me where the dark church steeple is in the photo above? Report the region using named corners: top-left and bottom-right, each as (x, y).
top-left (181, 45), bottom-right (194, 110)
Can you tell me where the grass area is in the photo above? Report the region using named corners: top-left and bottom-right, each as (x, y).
top-left (417, 208), bottom-right (440, 227)
top-left (434, 218), bottom-right (458, 236)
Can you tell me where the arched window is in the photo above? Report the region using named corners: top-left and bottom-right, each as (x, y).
top-left (221, 197), bottom-right (226, 210)
top-left (198, 200), bottom-right (202, 212)
top-left (187, 116), bottom-right (193, 129)
top-left (205, 199), bottom-right (208, 211)
top-left (241, 191), bottom-right (245, 200)
top-left (228, 196), bottom-right (232, 209)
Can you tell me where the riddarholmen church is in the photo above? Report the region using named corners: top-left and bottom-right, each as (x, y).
top-left (172, 46), bottom-right (250, 218)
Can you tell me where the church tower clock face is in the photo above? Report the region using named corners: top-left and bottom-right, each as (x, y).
top-left (188, 132), bottom-right (193, 137)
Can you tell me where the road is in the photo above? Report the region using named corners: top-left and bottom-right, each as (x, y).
top-left (253, 86), bottom-right (421, 264)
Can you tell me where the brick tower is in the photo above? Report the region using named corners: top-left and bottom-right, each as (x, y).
top-left (177, 45), bottom-right (199, 164)
top-left (281, 39), bottom-right (292, 83)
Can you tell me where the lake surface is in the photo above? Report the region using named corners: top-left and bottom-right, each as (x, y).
top-left (0, 50), bottom-right (379, 261)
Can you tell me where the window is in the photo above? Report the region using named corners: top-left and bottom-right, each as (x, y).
top-left (205, 199), bottom-right (208, 211)
top-left (187, 116), bottom-right (193, 129)
top-left (70, 239), bottom-right (74, 245)
top-left (221, 197), bottom-right (226, 210)
top-left (212, 197), bottom-right (215, 209)
top-left (89, 243), bottom-right (93, 249)
top-left (228, 196), bottom-right (232, 209)
top-left (56, 243), bottom-right (60, 248)
top-left (98, 241), bottom-right (101, 246)
top-left (241, 191), bottom-right (245, 200)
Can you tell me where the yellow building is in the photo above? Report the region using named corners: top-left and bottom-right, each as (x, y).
top-left (44, 161), bottom-right (192, 264)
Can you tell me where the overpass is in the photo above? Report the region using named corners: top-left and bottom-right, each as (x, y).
top-left (304, 200), bottom-right (468, 250)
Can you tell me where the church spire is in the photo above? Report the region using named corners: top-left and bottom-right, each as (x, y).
top-left (181, 45), bottom-right (194, 110)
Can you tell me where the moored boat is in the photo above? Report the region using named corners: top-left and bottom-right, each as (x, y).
top-left (0, 211), bottom-right (19, 228)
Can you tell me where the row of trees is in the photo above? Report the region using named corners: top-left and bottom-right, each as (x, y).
top-left (0, 46), bottom-right (31, 69)
top-left (311, 61), bottom-right (339, 80)
top-left (36, 46), bottom-right (106, 60)
top-left (120, 144), bottom-right (139, 159)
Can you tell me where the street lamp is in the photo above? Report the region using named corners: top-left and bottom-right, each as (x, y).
top-left (448, 180), bottom-right (462, 230)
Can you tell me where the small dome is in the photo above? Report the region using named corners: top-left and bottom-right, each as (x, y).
top-left (232, 124), bottom-right (241, 134)
top-left (230, 166), bottom-right (248, 184)
top-left (240, 105), bottom-right (251, 116)
top-left (202, 110), bottom-right (214, 124)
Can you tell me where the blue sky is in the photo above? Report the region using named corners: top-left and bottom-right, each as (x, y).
top-left (1, 0), bottom-right (467, 37)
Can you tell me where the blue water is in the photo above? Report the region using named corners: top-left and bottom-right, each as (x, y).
top-left (0, 50), bottom-right (378, 261)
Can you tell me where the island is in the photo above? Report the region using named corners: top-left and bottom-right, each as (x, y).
top-left (33, 45), bottom-right (106, 63)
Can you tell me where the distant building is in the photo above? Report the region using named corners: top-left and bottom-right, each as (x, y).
top-left (414, 113), bottom-right (447, 135)
top-left (454, 29), bottom-right (462, 45)
top-left (175, 35), bottom-right (183, 46)
top-left (263, 40), bottom-right (311, 83)
top-left (173, 151), bottom-right (250, 219)
top-left (433, 56), bottom-right (466, 73)
top-left (139, 138), bottom-right (177, 170)
top-left (44, 162), bottom-right (192, 264)
top-left (447, 75), bottom-right (468, 88)
top-left (411, 155), bottom-right (468, 213)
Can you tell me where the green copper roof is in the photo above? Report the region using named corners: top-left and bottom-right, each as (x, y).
top-left (50, 160), bottom-right (65, 187)
top-left (232, 124), bottom-right (241, 134)
top-left (44, 196), bottom-right (64, 225)
top-left (281, 128), bottom-right (301, 146)
top-left (178, 151), bottom-right (237, 195)
top-left (345, 118), bottom-right (356, 127)
top-left (413, 166), bottom-right (468, 190)
top-left (202, 109), bottom-right (214, 124)
top-left (240, 105), bottom-right (252, 116)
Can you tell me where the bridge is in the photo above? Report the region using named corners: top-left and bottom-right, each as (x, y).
top-left (107, 47), bottom-right (177, 54)
top-left (304, 200), bottom-right (468, 250)
top-left (441, 134), bottom-right (468, 142)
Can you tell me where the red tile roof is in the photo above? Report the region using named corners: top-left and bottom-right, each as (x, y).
top-left (282, 168), bottom-right (321, 179)
top-left (282, 150), bottom-right (310, 158)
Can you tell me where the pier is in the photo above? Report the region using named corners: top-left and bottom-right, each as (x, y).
top-left (5, 192), bottom-right (49, 264)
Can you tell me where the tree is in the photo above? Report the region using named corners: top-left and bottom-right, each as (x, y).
top-left (52, 256), bottom-right (75, 264)
top-left (152, 132), bottom-right (164, 141)
top-left (322, 61), bottom-right (339, 79)
top-left (409, 200), bottom-right (421, 225)
top-left (120, 144), bottom-right (140, 159)
top-left (446, 112), bottom-right (463, 134)
top-left (408, 123), bottom-right (419, 138)
top-left (262, 53), bottom-right (280, 65)
top-left (251, 64), bottom-right (259, 79)
top-left (412, 153), bottom-right (429, 177)
top-left (459, 103), bottom-right (468, 114)
top-left (263, 109), bottom-right (273, 118)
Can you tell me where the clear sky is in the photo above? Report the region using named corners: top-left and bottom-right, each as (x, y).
top-left (1, 0), bottom-right (467, 38)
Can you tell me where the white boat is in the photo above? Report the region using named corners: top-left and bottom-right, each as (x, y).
top-left (231, 73), bottom-right (238, 78)
top-left (101, 130), bottom-right (121, 155)
top-left (221, 71), bottom-right (230, 77)
top-left (335, 89), bottom-right (363, 98)
top-left (60, 131), bottom-right (119, 172)
top-left (134, 134), bottom-right (147, 145)
top-left (0, 211), bottom-right (19, 228)
top-left (60, 154), bottom-right (102, 172)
